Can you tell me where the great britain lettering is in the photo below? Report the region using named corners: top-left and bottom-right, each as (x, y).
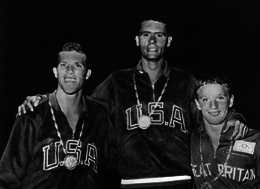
top-left (191, 163), bottom-right (256, 182)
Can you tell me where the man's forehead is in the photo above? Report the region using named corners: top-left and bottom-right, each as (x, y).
top-left (140, 20), bottom-right (166, 33)
top-left (197, 84), bottom-right (228, 96)
top-left (59, 51), bottom-right (85, 62)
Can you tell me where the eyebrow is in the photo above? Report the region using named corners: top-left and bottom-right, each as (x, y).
top-left (199, 94), bottom-right (227, 98)
top-left (59, 61), bottom-right (83, 65)
top-left (140, 31), bottom-right (166, 35)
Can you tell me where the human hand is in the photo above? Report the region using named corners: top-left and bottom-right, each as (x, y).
top-left (223, 120), bottom-right (248, 140)
top-left (17, 95), bottom-right (42, 116)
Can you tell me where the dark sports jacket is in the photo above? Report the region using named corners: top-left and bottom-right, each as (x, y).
top-left (191, 112), bottom-right (260, 189)
top-left (0, 91), bottom-right (115, 189)
top-left (91, 62), bottom-right (198, 188)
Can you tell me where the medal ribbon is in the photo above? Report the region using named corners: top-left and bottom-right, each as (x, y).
top-left (133, 72), bottom-right (169, 117)
top-left (199, 133), bottom-right (234, 186)
top-left (49, 101), bottom-right (85, 154)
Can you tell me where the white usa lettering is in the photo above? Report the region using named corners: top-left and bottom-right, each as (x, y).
top-left (125, 102), bottom-right (186, 132)
top-left (42, 140), bottom-right (97, 171)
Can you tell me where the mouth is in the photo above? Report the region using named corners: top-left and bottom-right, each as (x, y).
top-left (208, 111), bottom-right (221, 117)
top-left (147, 46), bottom-right (158, 52)
top-left (64, 77), bottom-right (76, 82)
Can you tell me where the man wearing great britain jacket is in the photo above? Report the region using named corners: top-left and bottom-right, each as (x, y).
top-left (191, 75), bottom-right (260, 189)
top-left (0, 43), bottom-right (115, 189)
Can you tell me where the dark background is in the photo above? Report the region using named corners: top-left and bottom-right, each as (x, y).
top-left (1, 1), bottom-right (260, 157)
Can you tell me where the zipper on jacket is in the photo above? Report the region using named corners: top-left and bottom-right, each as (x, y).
top-left (152, 84), bottom-right (155, 101)
top-left (72, 130), bottom-right (75, 139)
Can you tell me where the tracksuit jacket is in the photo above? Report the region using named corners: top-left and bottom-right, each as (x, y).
top-left (191, 112), bottom-right (260, 188)
top-left (0, 91), bottom-right (115, 189)
top-left (91, 61), bottom-right (198, 188)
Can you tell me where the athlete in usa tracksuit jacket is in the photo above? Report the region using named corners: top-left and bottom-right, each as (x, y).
top-left (0, 91), bottom-right (115, 189)
top-left (91, 61), bottom-right (198, 188)
top-left (191, 111), bottom-right (260, 189)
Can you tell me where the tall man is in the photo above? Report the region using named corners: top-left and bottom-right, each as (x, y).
top-left (191, 74), bottom-right (260, 189)
top-left (17, 15), bottom-right (247, 188)
top-left (0, 43), bottom-right (114, 189)
top-left (91, 15), bottom-right (246, 188)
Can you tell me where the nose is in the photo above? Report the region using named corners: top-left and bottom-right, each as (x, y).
top-left (66, 65), bottom-right (74, 74)
top-left (209, 100), bottom-right (218, 109)
top-left (149, 34), bottom-right (156, 44)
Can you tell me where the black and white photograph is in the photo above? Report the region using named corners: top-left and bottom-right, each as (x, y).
top-left (1, 1), bottom-right (260, 188)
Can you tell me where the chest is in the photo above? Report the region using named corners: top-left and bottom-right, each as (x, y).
top-left (66, 115), bottom-right (79, 132)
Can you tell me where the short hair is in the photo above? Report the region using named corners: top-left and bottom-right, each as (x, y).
top-left (196, 74), bottom-right (233, 99)
top-left (138, 13), bottom-right (171, 36)
top-left (57, 42), bottom-right (87, 66)
top-left (62, 42), bottom-right (83, 52)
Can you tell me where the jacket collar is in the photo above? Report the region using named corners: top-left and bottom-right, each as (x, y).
top-left (135, 60), bottom-right (170, 77)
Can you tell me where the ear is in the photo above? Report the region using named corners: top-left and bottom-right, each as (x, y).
top-left (86, 69), bottom-right (92, 80)
top-left (195, 99), bottom-right (202, 110)
top-left (167, 36), bottom-right (172, 47)
top-left (53, 67), bottom-right (58, 78)
top-left (135, 36), bottom-right (140, 46)
top-left (229, 95), bottom-right (234, 108)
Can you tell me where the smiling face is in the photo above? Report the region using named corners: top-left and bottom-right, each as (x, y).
top-left (135, 20), bottom-right (172, 61)
top-left (53, 50), bottom-right (91, 95)
top-left (196, 84), bottom-right (234, 126)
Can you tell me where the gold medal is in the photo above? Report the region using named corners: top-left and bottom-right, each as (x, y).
top-left (64, 155), bottom-right (78, 170)
top-left (138, 115), bottom-right (151, 129)
top-left (201, 181), bottom-right (212, 189)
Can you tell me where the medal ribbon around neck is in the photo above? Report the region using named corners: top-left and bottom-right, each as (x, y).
top-left (49, 100), bottom-right (85, 170)
top-left (133, 72), bottom-right (169, 129)
top-left (199, 133), bottom-right (234, 189)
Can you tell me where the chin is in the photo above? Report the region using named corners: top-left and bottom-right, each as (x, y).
top-left (146, 56), bottom-right (162, 61)
top-left (62, 87), bottom-right (80, 95)
top-left (208, 119), bottom-right (225, 125)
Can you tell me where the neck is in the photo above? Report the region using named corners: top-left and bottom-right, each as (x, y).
top-left (141, 57), bottom-right (166, 84)
top-left (204, 121), bottom-right (225, 151)
top-left (55, 88), bottom-right (83, 116)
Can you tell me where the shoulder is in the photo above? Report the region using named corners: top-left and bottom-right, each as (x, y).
top-left (34, 96), bottom-right (50, 114)
top-left (84, 96), bottom-right (109, 114)
top-left (168, 67), bottom-right (197, 91)
top-left (18, 96), bottom-right (51, 123)
top-left (13, 99), bottom-right (50, 131)
top-left (83, 96), bottom-right (111, 127)
top-left (107, 67), bottom-right (134, 80)
top-left (246, 129), bottom-right (260, 140)
top-left (169, 67), bottom-right (196, 81)
top-left (92, 67), bottom-right (134, 96)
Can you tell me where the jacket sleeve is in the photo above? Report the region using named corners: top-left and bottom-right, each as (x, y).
top-left (0, 114), bottom-right (35, 189)
top-left (256, 137), bottom-right (260, 189)
top-left (91, 74), bottom-right (115, 117)
top-left (189, 75), bottom-right (202, 130)
top-left (92, 74), bottom-right (120, 187)
top-left (99, 112), bottom-right (120, 189)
